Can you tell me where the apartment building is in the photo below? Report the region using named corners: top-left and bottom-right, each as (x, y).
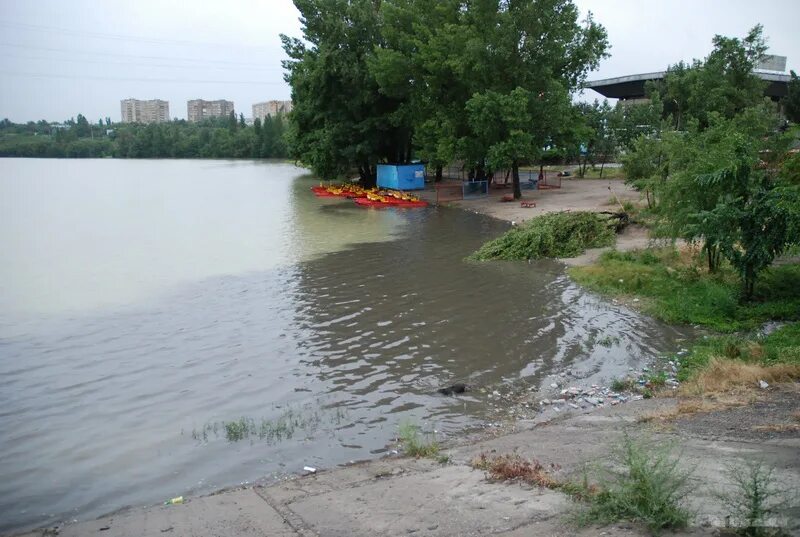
top-left (187, 99), bottom-right (235, 122)
top-left (120, 99), bottom-right (170, 123)
top-left (252, 100), bottom-right (293, 121)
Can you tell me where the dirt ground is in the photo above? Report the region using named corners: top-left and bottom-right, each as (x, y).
top-left (420, 178), bottom-right (640, 225)
top-left (418, 178), bottom-right (653, 266)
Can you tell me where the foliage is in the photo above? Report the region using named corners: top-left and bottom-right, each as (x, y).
top-left (397, 421), bottom-right (439, 458)
top-left (568, 249), bottom-right (800, 332)
top-left (576, 433), bottom-right (693, 534)
top-left (653, 25), bottom-right (768, 130)
top-left (575, 99), bottom-right (617, 178)
top-left (282, 0), bottom-right (608, 190)
top-left (0, 115), bottom-right (289, 159)
top-left (622, 134), bottom-right (669, 209)
top-left (781, 70), bottom-right (800, 124)
top-left (469, 212), bottom-right (615, 261)
top-left (281, 0), bottom-right (407, 185)
top-left (717, 460), bottom-right (796, 536)
top-left (674, 322), bottom-right (800, 382)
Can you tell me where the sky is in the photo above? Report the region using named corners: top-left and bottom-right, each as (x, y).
top-left (0, 0), bottom-right (798, 123)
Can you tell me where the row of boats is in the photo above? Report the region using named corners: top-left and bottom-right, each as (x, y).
top-left (311, 184), bottom-right (429, 208)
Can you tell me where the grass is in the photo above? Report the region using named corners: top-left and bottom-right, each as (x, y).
top-left (398, 421), bottom-right (440, 458)
top-left (575, 433), bottom-right (693, 535)
top-left (190, 404), bottom-right (349, 444)
top-left (469, 211), bottom-right (616, 261)
top-left (673, 323), bottom-right (800, 399)
top-left (611, 377), bottom-right (636, 392)
top-left (569, 248), bottom-right (800, 333)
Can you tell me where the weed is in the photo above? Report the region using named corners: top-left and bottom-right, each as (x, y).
top-left (397, 421), bottom-right (440, 458)
top-left (191, 403), bottom-right (331, 444)
top-left (646, 372), bottom-right (668, 388)
top-left (437, 453), bottom-right (452, 465)
top-left (597, 335), bottom-right (621, 347)
top-left (611, 377), bottom-right (636, 392)
top-left (468, 211), bottom-right (615, 261)
top-left (575, 433), bottom-right (693, 534)
top-left (717, 460), bottom-right (795, 536)
top-left (471, 452), bottom-right (561, 489)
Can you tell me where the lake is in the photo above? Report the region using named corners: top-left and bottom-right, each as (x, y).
top-left (0, 159), bottom-right (689, 533)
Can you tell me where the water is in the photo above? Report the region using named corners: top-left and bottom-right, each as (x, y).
top-left (0, 159), bottom-right (689, 533)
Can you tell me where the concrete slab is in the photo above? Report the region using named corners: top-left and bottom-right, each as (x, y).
top-left (287, 464), bottom-right (568, 537)
top-left (29, 489), bottom-right (296, 537)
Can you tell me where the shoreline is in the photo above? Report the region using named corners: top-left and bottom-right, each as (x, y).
top-left (10, 177), bottom-right (799, 536)
top-left (419, 177), bottom-right (651, 266)
top-left (15, 390), bottom-right (800, 537)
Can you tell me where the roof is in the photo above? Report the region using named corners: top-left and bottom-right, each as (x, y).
top-left (585, 71), bottom-right (791, 101)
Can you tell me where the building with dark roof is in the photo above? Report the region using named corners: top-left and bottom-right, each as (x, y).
top-left (585, 71), bottom-right (791, 103)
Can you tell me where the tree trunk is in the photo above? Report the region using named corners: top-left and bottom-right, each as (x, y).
top-left (360, 162), bottom-right (376, 188)
top-left (435, 165), bottom-right (443, 183)
top-left (600, 156), bottom-right (606, 178)
top-left (512, 160), bottom-right (521, 200)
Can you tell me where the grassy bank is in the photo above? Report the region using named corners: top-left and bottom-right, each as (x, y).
top-left (570, 247), bottom-right (800, 397)
top-left (568, 248), bottom-right (800, 333)
top-left (469, 211), bottom-right (615, 261)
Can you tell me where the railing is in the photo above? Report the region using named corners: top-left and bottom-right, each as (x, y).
top-left (462, 180), bottom-right (488, 199)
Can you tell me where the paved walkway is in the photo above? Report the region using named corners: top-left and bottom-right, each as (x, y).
top-left (17, 397), bottom-right (800, 537)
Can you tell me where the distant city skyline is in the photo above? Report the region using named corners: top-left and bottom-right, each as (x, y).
top-left (1, 0), bottom-right (799, 122)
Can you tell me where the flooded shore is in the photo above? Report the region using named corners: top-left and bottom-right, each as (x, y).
top-left (0, 159), bottom-right (692, 534)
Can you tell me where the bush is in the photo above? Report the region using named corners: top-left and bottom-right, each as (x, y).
top-left (576, 433), bottom-right (693, 534)
top-left (469, 211), bottom-right (616, 260)
top-left (398, 421), bottom-right (439, 458)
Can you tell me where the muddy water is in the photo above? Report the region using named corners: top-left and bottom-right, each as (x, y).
top-left (0, 159), bottom-right (690, 533)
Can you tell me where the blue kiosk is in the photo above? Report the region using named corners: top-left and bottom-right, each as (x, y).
top-left (377, 163), bottom-right (425, 191)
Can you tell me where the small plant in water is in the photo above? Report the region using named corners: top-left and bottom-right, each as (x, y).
top-left (597, 335), bottom-right (621, 347)
top-left (397, 421), bottom-right (439, 458)
top-left (575, 432), bottom-right (693, 534)
top-left (190, 402), bottom-right (335, 444)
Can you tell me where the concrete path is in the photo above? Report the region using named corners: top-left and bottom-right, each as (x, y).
top-left (17, 399), bottom-right (800, 537)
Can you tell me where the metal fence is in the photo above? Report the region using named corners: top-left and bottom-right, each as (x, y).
top-left (462, 180), bottom-right (488, 199)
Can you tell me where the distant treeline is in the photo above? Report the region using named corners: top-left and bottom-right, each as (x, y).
top-left (0, 112), bottom-right (289, 159)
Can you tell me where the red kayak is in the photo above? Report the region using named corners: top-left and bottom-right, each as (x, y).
top-left (353, 197), bottom-right (390, 208)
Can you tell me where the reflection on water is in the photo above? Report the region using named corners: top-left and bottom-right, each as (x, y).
top-left (0, 159), bottom-right (691, 533)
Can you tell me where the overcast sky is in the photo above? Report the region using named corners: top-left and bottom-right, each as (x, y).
top-left (0, 0), bottom-right (798, 123)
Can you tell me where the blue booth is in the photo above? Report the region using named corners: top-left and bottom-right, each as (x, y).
top-left (377, 164), bottom-right (425, 191)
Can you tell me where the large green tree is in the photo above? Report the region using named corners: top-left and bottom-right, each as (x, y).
top-left (282, 0), bottom-right (409, 185)
top-left (654, 25), bottom-right (768, 131)
top-left (458, 0), bottom-right (608, 198)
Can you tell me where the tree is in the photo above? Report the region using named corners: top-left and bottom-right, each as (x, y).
top-left (784, 70), bottom-right (800, 123)
top-left (282, 0), bottom-right (408, 185)
top-left (657, 105), bottom-right (799, 293)
top-left (239, 113), bottom-right (246, 128)
top-left (456, 0), bottom-right (608, 197)
top-left (75, 114), bottom-right (91, 138)
top-left (576, 100), bottom-right (617, 178)
top-left (653, 25), bottom-right (768, 131)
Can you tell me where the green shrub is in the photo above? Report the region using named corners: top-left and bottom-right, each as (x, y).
top-left (576, 433), bottom-right (693, 534)
top-left (398, 421), bottom-right (440, 458)
top-left (469, 211), bottom-right (616, 261)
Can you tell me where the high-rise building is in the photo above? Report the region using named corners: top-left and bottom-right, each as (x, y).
top-left (252, 100), bottom-right (292, 121)
top-left (187, 99), bottom-right (235, 122)
top-left (120, 99), bottom-right (170, 123)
